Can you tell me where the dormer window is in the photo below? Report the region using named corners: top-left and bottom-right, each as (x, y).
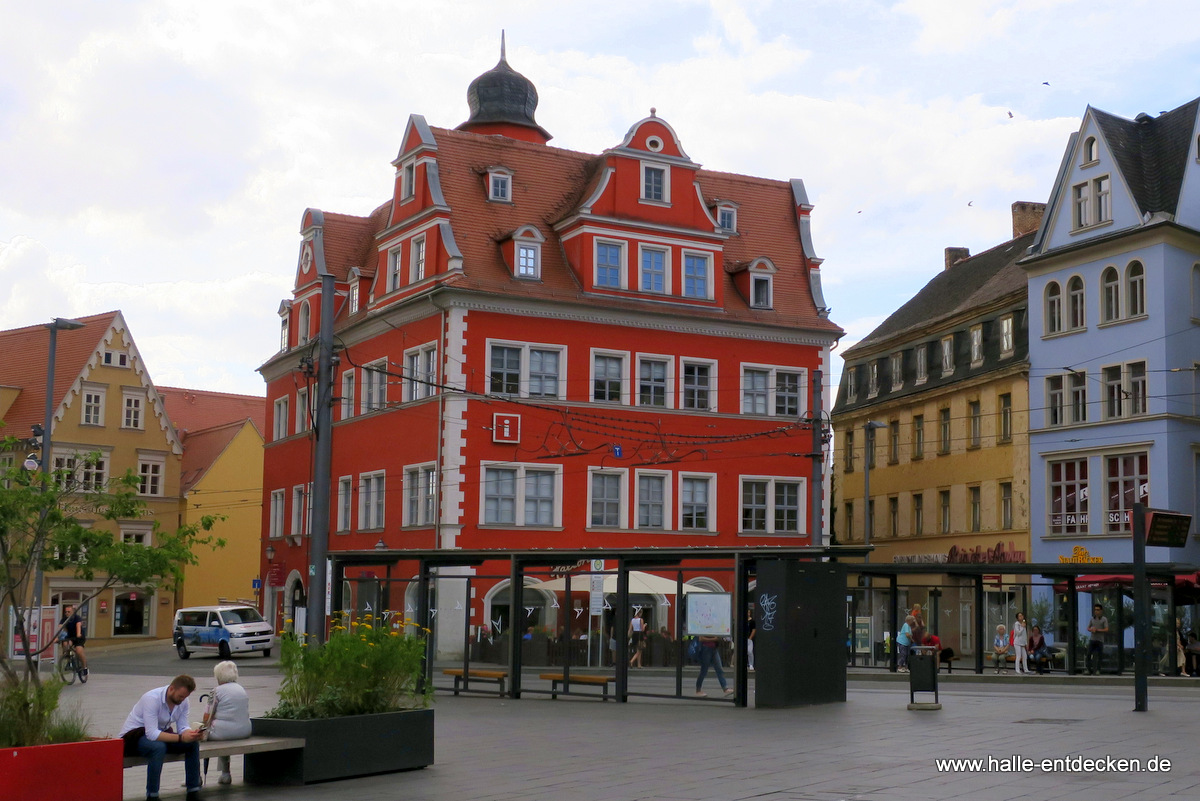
top-left (512, 225), bottom-right (545, 280)
top-left (488, 168), bottom-right (513, 202)
top-left (278, 300), bottom-right (292, 351)
top-left (410, 236), bottom-right (426, 283)
top-left (1083, 136), bottom-right (1098, 164)
top-left (641, 162), bottom-right (669, 203)
top-left (751, 275), bottom-right (771, 308)
top-left (401, 160), bottom-right (416, 201)
top-left (718, 206), bottom-right (737, 232)
top-left (349, 283), bottom-right (359, 315)
top-left (298, 301), bottom-right (311, 345)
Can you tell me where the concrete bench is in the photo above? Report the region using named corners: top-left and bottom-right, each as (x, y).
top-left (122, 735), bottom-right (305, 769)
top-left (539, 672), bottom-right (614, 700)
top-left (443, 667), bottom-right (508, 696)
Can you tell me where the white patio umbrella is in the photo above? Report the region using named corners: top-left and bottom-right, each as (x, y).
top-left (527, 571), bottom-right (710, 595)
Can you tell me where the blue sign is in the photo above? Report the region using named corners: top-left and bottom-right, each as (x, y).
top-left (251, 578), bottom-right (262, 590)
top-left (613, 445), bottom-right (623, 458)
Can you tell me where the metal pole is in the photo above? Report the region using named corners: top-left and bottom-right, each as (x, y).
top-left (809, 370), bottom-right (824, 545)
top-left (304, 212), bottom-right (334, 644)
top-left (862, 430), bottom-right (871, 560)
top-left (1132, 501), bottom-right (1149, 711)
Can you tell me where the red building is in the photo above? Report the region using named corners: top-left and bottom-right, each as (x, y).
top-left (258, 48), bottom-right (842, 650)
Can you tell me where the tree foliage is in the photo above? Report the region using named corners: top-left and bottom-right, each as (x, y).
top-left (0, 445), bottom-right (224, 710)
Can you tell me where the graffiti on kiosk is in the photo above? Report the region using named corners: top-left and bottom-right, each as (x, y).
top-left (757, 593), bottom-right (777, 632)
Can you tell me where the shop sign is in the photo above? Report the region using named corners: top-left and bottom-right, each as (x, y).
top-left (1058, 546), bottom-right (1103, 564)
top-left (892, 553), bottom-right (948, 564)
top-left (945, 540), bottom-right (1026, 564)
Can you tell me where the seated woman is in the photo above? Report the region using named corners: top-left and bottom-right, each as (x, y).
top-left (992, 624), bottom-right (1010, 674)
top-left (202, 660), bottom-right (252, 785)
top-left (1027, 625), bottom-right (1050, 674)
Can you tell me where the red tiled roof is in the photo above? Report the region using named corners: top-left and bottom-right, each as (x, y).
top-left (176, 419), bottom-right (248, 494)
top-left (157, 386), bottom-right (266, 437)
top-left (298, 125), bottom-right (841, 337)
top-left (0, 311), bottom-right (121, 433)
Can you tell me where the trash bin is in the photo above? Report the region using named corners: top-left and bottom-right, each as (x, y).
top-left (908, 646), bottom-right (940, 710)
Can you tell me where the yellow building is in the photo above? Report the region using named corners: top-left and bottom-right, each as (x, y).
top-left (158, 388), bottom-right (265, 609)
top-left (0, 311), bottom-right (185, 643)
top-left (1, 315), bottom-right (267, 651)
top-left (831, 204), bottom-right (1043, 658)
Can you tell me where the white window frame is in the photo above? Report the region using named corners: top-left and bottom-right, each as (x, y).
top-left (388, 248), bottom-right (403, 292)
top-left (1069, 371), bottom-right (1088, 423)
top-left (1068, 276), bottom-right (1086, 329)
top-left (679, 473), bottom-right (716, 533)
top-left (361, 360), bottom-right (388, 413)
top-left (1072, 181), bottom-right (1090, 229)
top-left (52, 450), bottom-right (109, 493)
top-left (349, 282), bottom-right (359, 315)
top-left (969, 325), bottom-right (983, 366)
top-left (1102, 360), bottom-right (1148, 420)
top-left (295, 387), bottom-right (310, 433)
top-left (1045, 282), bottom-right (1063, 334)
top-left (358, 471), bottom-right (385, 530)
top-left (682, 250), bottom-right (713, 300)
top-left (739, 475), bottom-right (805, 536)
top-left (269, 489), bottom-right (285, 539)
top-left (640, 160), bottom-right (670, 204)
top-left (400, 159), bottom-right (416, 201)
top-left (409, 236), bottom-right (427, 284)
top-left (488, 169), bottom-right (512, 202)
top-left (1101, 266), bottom-right (1121, 323)
top-left (750, 274), bottom-right (772, 309)
top-left (680, 358), bottom-right (718, 412)
top-left (1093, 175), bottom-right (1111, 224)
top-left (1126, 260), bottom-right (1145, 318)
top-left (137, 452), bottom-right (165, 497)
top-left (968, 401), bottom-right (981, 448)
top-left (1049, 458), bottom-right (1089, 535)
top-left (636, 354), bottom-right (674, 409)
top-left (297, 301), bottom-right (311, 345)
top-left (121, 390), bottom-right (145, 430)
top-left (638, 244), bottom-right (670, 294)
top-left (404, 342), bottom-right (438, 402)
top-left (590, 349), bottom-right (630, 405)
top-left (1105, 450), bottom-right (1149, 534)
top-left (1047, 375), bottom-right (1065, 427)
top-left (404, 463), bottom-right (438, 527)
top-left (1083, 136), bottom-right (1098, 164)
top-left (478, 462), bottom-right (563, 527)
top-left (846, 367), bottom-right (859, 400)
top-left (594, 239), bottom-right (627, 290)
top-left (940, 335), bottom-right (954, 375)
top-left (336, 476), bottom-right (352, 533)
top-left (516, 242), bottom-right (540, 279)
top-left (587, 467), bottom-right (629, 529)
top-left (273, 397), bottom-right (289, 440)
top-left (999, 315), bottom-right (1014, 356)
top-left (81, 383), bottom-right (105, 426)
top-left (102, 350), bottom-right (129, 368)
top-left (291, 483), bottom-right (311, 538)
top-left (280, 313), bottom-right (289, 351)
top-left (915, 345), bottom-right (928, 384)
top-left (122, 524), bottom-right (152, 548)
top-left (340, 370), bottom-right (356, 420)
top-left (717, 205), bottom-right (737, 231)
top-left (634, 469), bottom-right (672, 530)
top-left (486, 340), bottom-right (567, 400)
top-left (890, 352), bottom-right (903, 392)
top-left (740, 364), bottom-right (807, 417)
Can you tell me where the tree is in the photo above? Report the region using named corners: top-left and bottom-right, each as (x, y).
top-left (0, 447), bottom-right (222, 744)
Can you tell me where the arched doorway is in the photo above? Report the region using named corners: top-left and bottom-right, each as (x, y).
top-left (113, 590), bottom-right (149, 636)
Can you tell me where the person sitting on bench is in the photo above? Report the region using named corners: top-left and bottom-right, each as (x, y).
top-left (119, 674), bottom-right (203, 801)
top-left (1027, 625), bottom-right (1050, 674)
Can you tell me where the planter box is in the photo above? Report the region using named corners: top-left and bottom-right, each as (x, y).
top-left (0, 738), bottom-right (123, 801)
top-left (246, 708), bottom-right (434, 784)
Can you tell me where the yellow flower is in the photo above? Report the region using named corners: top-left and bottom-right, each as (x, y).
top-left (390, 632), bottom-right (398, 637)
top-left (368, 642), bottom-right (376, 647)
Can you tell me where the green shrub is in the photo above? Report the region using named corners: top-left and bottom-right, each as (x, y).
top-left (267, 612), bottom-right (431, 720)
top-left (0, 677), bottom-right (67, 747)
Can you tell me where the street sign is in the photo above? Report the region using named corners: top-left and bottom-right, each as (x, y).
top-left (252, 578), bottom-right (262, 590)
top-left (1145, 509), bottom-right (1192, 548)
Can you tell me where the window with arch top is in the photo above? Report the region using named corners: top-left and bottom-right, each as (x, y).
top-left (1101, 267), bottom-right (1120, 322)
top-left (1126, 261), bottom-right (1145, 317)
top-left (1045, 281), bottom-right (1063, 334)
top-left (1068, 276), bottom-right (1085, 329)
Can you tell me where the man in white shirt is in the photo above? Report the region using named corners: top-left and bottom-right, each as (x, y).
top-left (118, 675), bottom-right (203, 801)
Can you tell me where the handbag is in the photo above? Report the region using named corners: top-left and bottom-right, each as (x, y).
top-left (687, 637), bottom-right (701, 661)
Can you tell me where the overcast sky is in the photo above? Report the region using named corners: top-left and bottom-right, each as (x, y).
top-left (2, 0), bottom-right (1198, 400)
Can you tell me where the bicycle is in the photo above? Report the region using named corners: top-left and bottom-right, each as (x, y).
top-left (57, 642), bottom-right (86, 684)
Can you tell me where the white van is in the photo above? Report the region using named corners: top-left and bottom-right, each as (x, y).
top-left (172, 605), bottom-right (275, 659)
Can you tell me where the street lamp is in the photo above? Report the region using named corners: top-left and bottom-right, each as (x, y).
top-left (862, 420), bottom-right (887, 561)
top-left (31, 317), bottom-right (85, 669)
top-left (265, 544), bottom-right (276, 563)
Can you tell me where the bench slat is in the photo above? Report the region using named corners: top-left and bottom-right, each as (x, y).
top-left (123, 736), bottom-right (304, 768)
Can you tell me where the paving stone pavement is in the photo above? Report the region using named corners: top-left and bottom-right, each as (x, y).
top-left (55, 668), bottom-right (1200, 801)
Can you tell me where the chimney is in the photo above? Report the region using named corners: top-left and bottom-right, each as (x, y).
top-left (944, 247), bottom-right (970, 271)
top-left (1012, 201), bottom-right (1046, 238)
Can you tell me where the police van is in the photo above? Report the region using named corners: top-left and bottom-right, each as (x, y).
top-left (172, 605), bottom-right (275, 659)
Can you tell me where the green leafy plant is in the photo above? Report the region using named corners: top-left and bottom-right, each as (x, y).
top-left (0, 450), bottom-right (223, 746)
top-left (267, 612), bottom-right (432, 720)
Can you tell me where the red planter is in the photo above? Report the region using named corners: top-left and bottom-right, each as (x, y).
top-left (0, 738), bottom-right (123, 801)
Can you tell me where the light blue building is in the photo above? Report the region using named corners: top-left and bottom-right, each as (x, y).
top-left (1023, 98), bottom-right (1200, 573)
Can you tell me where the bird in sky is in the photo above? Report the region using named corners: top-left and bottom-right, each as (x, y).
top-left (1042, 81), bottom-right (1050, 86)
top-left (1007, 111), bottom-right (1014, 118)
top-left (968, 201), bottom-right (974, 207)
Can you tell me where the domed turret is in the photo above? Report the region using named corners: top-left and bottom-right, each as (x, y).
top-left (458, 33), bottom-right (552, 144)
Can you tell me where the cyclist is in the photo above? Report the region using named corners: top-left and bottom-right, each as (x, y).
top-left (60, 603), bottom-right (88, 680)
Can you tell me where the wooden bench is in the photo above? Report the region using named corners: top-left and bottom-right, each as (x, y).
top-left (539, 672), bottom-right (614, 700)
top-left (443, 667), bottom-right (509, 696)
top-left (122, 735), bottom-right (305, 769)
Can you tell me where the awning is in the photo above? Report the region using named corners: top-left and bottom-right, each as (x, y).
top-left (1053, 573), bottom-right (1200, 592)
top-left (527, 571), bottom-right (711, 596)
